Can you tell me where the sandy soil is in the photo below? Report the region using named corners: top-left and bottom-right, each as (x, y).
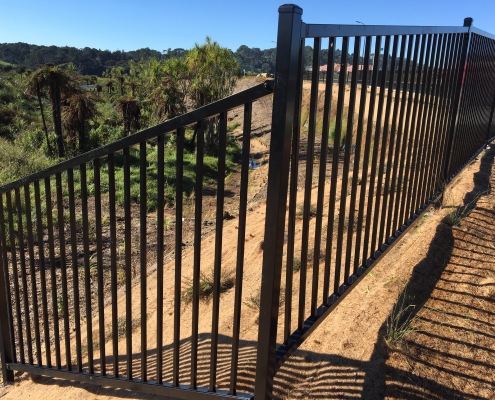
top-left (0, 77), bottom-right (494, 399)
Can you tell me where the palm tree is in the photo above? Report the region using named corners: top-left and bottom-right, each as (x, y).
top-left (27, 65), bottom-right (74, 157)
top-left (187, 36), bottom-right (240, 109)
top-left (25, 76), bottom-right (52, 154)
top-left (104, 80), bottom-right (115, 94)
top-left (186, 38), bottom-right (240, 152)
top-left (62, 90), bottom-right (98, 153)
top-left (150, 57), bottom-right (190, 121)
top-left (110, 66), bottom-right (126, 96)
top-left (115, 96), bottom-right (141, 135)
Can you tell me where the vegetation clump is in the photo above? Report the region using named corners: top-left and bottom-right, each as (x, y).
top-left (181, 268), bottom-right (236, 304)
top-left (0, 36), bottom-right (240, 188)
top-left (385, 285), bottom-right (421, 347)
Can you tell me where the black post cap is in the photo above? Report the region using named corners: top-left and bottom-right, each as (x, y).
top-left (278, 4), bottom-right (303, 14)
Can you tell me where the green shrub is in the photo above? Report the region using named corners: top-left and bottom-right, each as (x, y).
top-left (0, 138), bottom-right (53, 186)
top-left (89, 124), bottom-right (125, 149)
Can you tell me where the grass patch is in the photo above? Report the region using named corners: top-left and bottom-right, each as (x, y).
top-left (0, 133), bottom-right (240, 246)
top-left (328, 109), bottom-right (348, 144)
top-left (385, 285), bottom-right (421, 347)
top-left (244, 286), bottom-right (286, 324)
top-left (245, 290), bottom-right (262, 311)
top-left (443, 189), bottom-right (490, 227)
top-left (227, 122), bottom-right (240, 131)
top-left (181, 268), bottom-right (235, 304)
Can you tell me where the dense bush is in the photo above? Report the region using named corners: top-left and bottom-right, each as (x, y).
top-left (0, 137), bottom-right (53, 185)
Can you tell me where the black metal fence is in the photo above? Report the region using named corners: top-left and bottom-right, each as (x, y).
top-left (255, 5), bottom-right (495, 399)
top-left (0, 81), bottom-right (273, 399)
top-left (1, 5), bottom-right (495, 400)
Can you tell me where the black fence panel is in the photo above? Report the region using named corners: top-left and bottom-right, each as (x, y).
top-left (1, 5), bottom-right (495, 400)
top-left (0, 82), bottom-right (273, 400)
top-left (448, 32), bottom-right (495, 177)
top-left (256, 7), bottom-right (495, 399)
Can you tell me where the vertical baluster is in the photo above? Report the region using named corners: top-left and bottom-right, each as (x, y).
top-left (80, 164), bottom-right (93, 374)
top-left (397, 35), bottom-right (422, 229)
top-left (403, 34), bottom-right (430, 223)
top-left (173, 129), bottom-right (183, 387)
top-left (209, 112), bottom-right (227, 392)
top-left (285, 38), bottom-right (304, 339)
top-left (410, 35), bottom-right (434, 218)
top-left (191, 121), bottom-right (205, 390)
top-left (6, 192), bottom-right (24, 363)
top-left (0, 193), bottom-right (15, 382)
top-left (139, 141), bottom-right (147, 382)
top-left (418, 34), bottom-right (444, 207)
top-left (67, 169), bottom-right (82, 371)
top-left (15, 188), bottom-right (32, 364)
top-left (123, 148), bottom-right (132, 379)
top-left (55, 173), bottom-right (71, 369)
top-left (324, 36), bottom-right (345, 297)
top-left (107, 154), bottom-right (119, 377)
top-left (24, 185), bottom-right (42, 366)
top-left (229, 103), bottom-right (251, 395)
top-left (34, 181), bottom-right (50, 366)
top-left (431, 34), bottom-right (455, 194)
top-left (318, 36), bottom-right (336, 304)
top-left (386, 35), bottom-right (409, 241)
top-left (394, 35), bottom-right (420, 232)
top-left (377, 35), bottom-right (399, 248)
top-left (338, 36), bottom-right (360, 284)
top-left (299, 36), bottom-right (319, 325)
top-left (44, 177), bottom-right (61, 368)
top-left (362, 37), bottom-right (383, 267)
top-left (369, 35), bottom-right (391, 257)
top-left (156, 134), bottom-right (165, 385)
top-left (94, 159), bottom-right (106, 376)
top-left (351, 36), bottom-right (372, 276)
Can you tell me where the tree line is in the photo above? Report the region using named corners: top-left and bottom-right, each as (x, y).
top-left (0, 37), bottom-right (240, 177)
top-left (0, 42), bottom-right (276, 76)
top-left (0, 43), bottom-right (187, 76)
top-left (1, 41), bottom-right (386, 78)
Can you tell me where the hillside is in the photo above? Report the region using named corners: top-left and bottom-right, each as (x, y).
top-left (0, 73), bottom-right (493, 399)
top-left (0, 42), bottom-right (278, 76)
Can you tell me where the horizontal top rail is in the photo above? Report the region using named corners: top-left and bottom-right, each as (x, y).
top-left (0, 80), bottom-right (274, 195)
top-left (301, 23), bottom-right (469, 38)
top-left (471, 27), bottom-right (495, 41)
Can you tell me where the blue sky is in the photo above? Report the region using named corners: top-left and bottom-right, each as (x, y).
top-left (2, 0), bottom-right (495, 52)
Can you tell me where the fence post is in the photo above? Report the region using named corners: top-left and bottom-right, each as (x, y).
top-left (254, 4), bottom-right (302, 399)
top-left (0, 197), bottom-right (14, 384)
top-left (443, 17), bottom-right (473, 180)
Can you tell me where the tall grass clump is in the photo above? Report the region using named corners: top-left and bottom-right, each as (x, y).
top-left (444, 189), bottom-right (490, 227)
top-left (385, 285), bottom-right (421, 347)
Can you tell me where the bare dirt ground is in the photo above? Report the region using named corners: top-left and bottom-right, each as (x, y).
top-left (1, 77), bottom-right (494, 399)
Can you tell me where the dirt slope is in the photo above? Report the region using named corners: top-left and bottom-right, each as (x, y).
top-left (1, 78), bottom-right (494, 399)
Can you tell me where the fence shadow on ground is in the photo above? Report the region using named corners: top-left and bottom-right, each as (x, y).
top-left (360, 144), bottom-right (495, 399)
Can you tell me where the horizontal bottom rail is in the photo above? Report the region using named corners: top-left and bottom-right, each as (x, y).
top-left (7, 363), bottom-right (253, 400)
